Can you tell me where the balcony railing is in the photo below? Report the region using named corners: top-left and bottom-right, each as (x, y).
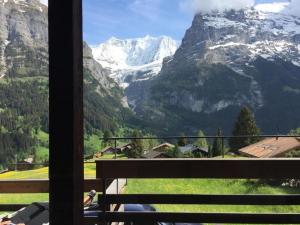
top-left (1, 135), bottom-right (300, 224)
top-left (88, 158), bottom-right (300, 224)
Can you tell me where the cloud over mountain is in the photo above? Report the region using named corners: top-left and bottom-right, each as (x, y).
top-left (285, 0), bottom-right (300, 16)
top-left (180, 0), bottom-right (255, 14)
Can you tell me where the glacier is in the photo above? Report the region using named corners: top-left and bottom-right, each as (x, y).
top-left (92, 35), bottom-right (179, 88)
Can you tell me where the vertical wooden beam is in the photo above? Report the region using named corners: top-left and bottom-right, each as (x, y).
top-left (48, 0), bottom-right (83, 225)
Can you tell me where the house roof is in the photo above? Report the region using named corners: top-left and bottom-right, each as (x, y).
top-left (178, 144), bottom-right (205, 153)
top-left (118, 143), bottom-right (132, 151)
top-left (192, 147), bottom-right (209, 153)
top-left (152, 143), bottom-right (175, 151)
top-left (23, 157), bottom-right (34, 164)
top-left (142, 151), bottom-right (169, 159)
top-left (101, 146), bottom-right (115, 153)
top-left (238, 137), bottom-right (300, 158)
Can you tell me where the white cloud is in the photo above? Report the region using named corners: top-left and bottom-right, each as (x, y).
top-left (254, 2), bottom-right (289, 13)
top-left (284, 0), bottom-right (300, 16)
top-left (40, 0), bottom-right (48, 6)
top-left (179, 0), bottom-right (255, 14)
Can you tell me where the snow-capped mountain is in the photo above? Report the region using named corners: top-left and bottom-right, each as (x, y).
top-left (126, 2), bottom-right (300, 135)
top-left (92, 35), bottom-right (179, 88)
top-left (199, 2), bottom-right (300, 69)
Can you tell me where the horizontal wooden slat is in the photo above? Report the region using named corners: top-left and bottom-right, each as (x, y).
top-left (96, 159), bottom-right (300, 179)
top-left (84, 179), bottom-right (102, 192)
top-left (0, 204), bottom-right (28, 212)
top-left (0, 179), bottom-right (102, 193)
top-left (0, 180), bottom-right (49, 193)
top-left (84, 212), bottom-right (300, 224)
top-left (0, 179), bottom-right (127, 211)
top-left (99, 194), bottom-right (300, 205)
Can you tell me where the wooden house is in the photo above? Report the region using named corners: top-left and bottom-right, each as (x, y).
top-left (238, 137), bottom-right (300, 158)
top-left (16, 157), bottom-right (34, 171)
top-left (152, 143), bottom-right (175, 152)
top-left (142, 151), bottom-right (170, 159)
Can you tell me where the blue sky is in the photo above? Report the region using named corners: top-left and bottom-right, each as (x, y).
top-left (83, 0), bottom-right (286, 45)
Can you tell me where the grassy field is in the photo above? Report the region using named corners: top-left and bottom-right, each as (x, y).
top-left (1, 161), bottom-right (300, 216)
top-left (0, 154), bottom-right (123, 206)
top-left (0, 163), bottom-right (97, 206)
top-left (125, 179), bottom-right (300, 213)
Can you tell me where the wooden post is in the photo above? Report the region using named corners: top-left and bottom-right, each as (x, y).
top-left (48, 0), bottom-right (83, 225)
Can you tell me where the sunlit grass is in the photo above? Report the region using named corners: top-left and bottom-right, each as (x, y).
top-left (125, 179), bottom-right (300, 214)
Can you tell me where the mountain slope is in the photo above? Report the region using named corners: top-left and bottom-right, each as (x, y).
top-left (126, 3), bottom-right (300, 135)
top-left (92, 35), bottom-right (179, 88)
top-left (0, 0), bottom-right (134, 167)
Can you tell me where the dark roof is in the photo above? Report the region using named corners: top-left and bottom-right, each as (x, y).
top-left (192, 147), bottom-right (209, 153)
top-left (101, 146), bottom-right (115, 153)
top-left (179, 145), bottom-right (208, 154)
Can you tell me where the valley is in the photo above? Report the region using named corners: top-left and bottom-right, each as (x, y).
top-left (0, 0), bottom-right (300, 168)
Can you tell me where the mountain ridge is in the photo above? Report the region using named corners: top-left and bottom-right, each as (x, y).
top-left (126, 3), bottom-right (300, 135)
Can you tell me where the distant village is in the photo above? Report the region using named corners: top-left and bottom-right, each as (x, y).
top-left (88, 136), bottom-right (300, 161)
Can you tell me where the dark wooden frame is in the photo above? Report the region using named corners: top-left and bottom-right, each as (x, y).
top-left (48, 0), bottom-right (83, 224)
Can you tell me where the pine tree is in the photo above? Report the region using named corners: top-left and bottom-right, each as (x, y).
top-left (194, 130), bottom-right (208, 148)
top-left (208, 145), bottom-right (212, 158)
top-left (212, 128), bottom-right (223, 157)
top-left (178, 133), bottom-right (187, 146)
top-left (129, 130), bottom-right (143, 158)
top-left (102, 130), bottom-right (112, 147)
top-left (229, 107), bottom-right (261, 152)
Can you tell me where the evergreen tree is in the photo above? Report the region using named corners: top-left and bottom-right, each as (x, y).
top-left (194, 130), bottom-right (208, 148)
top-left (212, 128), bottom-right (223, 157)
top-left (102, 130), bottom-right (112, 147)
top-left (229, 107), bottom-right (260, 152)
top-left (208, 145), bottom-right (212, 158)
top-left (128, 130), bottom-right (143, 158)
top-left (178, 133), bottom-right (187, 146)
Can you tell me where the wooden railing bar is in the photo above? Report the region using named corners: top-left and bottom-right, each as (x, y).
top-left (85, 212), bottom-right (300, 224)
top-left (99, 194), bottom-right (300, 205)
top-left (96, 159), bottom-right (300, 179)
top-left (0, 204), bottom-right (28, 212)
top-left (0, 179), bottom-right (102, 193)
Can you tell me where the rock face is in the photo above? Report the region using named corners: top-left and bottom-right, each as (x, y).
top-left (92, 35), bottom-right (179, 88)
top-left (0, 0), bottom-right (132, 132)
top-left (0, 0), bottom-right (48, 78)
top-left (127, 3), bottom-right (300, 135)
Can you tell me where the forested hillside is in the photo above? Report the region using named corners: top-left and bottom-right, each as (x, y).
top-left (0, 0), bottom-right (138, 168)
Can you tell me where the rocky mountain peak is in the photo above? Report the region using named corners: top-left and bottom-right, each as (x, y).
top-left (92, 35), bottom-right (179, 88)
top-left (174, 2), bottom-right (300, 71)
top-left (126, 2), bottom-right (300, 135)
